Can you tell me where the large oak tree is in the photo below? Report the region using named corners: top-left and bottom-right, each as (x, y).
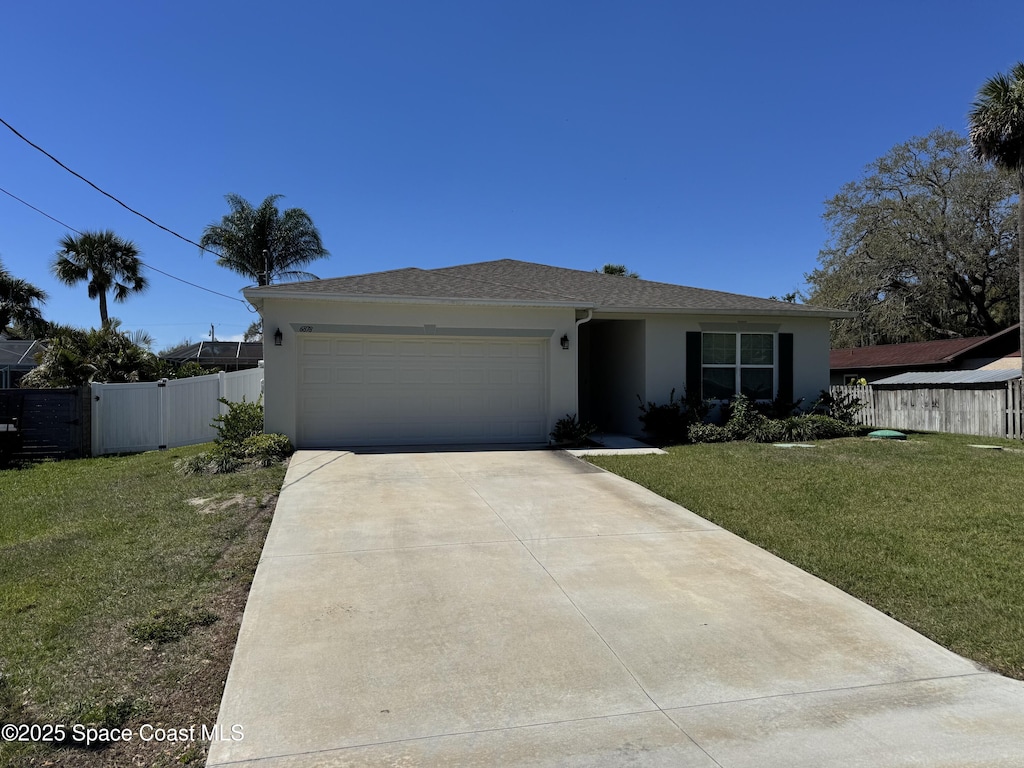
top-left (805, 129), bottom-right (1018, 347)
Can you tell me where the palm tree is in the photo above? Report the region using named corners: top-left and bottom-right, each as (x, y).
top-left (969, 62), bottom-right (1024, 375)
top-left (0, 257), bottom-right (47, 335)
top-left (199, 194), bottom-right (330, 286)
top-left (597, 263), bottom-right (639, 278)
top-left (51, 231), bottom-right (148, 326)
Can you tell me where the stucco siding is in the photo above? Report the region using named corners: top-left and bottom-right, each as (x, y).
top-left (257, 298), bottom-right (577, 445)
top-left (641, 314), bottom-right (832, 407)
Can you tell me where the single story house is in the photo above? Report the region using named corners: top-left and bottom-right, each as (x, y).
top-left (243, 259), bottom-right (849, 448)
top-left (830, 323), bottom-right (1021, 385)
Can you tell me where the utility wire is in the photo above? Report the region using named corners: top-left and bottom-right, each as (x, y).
top-left (0, 115), bottom-right (216, 255)
top-left (0, 184), bottom-right (251, 307)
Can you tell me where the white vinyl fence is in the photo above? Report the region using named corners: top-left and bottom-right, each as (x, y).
top-left (91, 367), bottom-right (264, 456)
top-left (832, 379), bottom-right (1024, 439)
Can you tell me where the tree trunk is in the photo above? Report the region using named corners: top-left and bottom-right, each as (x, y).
top-left (99, 291), bottom-right (109, 326)
top-left (1019, 167), bottom-right (1024, 379)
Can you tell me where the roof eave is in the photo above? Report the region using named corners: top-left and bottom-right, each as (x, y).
top-left (243, 289), bottom-right (852, 319)
top-left (594, 305), bottom-right (855, 319)
top-left (242, 289), bottom-right (582, 310)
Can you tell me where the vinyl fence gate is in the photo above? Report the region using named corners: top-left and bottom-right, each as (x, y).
top-left (91, 367), bottom-right (264, 456)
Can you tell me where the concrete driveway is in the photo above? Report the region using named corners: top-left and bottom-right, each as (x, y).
top-left (207, 449), bottom-right (1024, 767)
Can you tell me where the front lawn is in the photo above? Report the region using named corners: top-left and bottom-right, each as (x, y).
top-left (589, 432), bottom-right (1024, 680)
top-left (0, 445), bottom-right (287, 767)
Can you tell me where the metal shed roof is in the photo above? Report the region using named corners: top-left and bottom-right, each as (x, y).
top-left (874, 369), bottom-right (1021, 386)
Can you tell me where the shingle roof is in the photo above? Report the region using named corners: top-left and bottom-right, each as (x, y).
top-left (830, 324), bottom-right (1021, 371)
top-left (244, 259), bottom-right (846, 317)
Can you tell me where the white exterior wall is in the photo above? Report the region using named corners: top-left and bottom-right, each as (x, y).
top-left (642, 314), bottom-right (833, 406)
top-left (257, 298), bottom-right (578, 445)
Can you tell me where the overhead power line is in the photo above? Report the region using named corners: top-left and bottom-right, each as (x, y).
top-left (0, 184), bottom-right (250, 307)
top-left (0, 114), bottom-right (215, 255)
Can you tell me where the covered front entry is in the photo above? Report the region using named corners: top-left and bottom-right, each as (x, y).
top-left (578, 319), bottom-right (646, 435)
top-left (296, 333), bottom-right (549, 447)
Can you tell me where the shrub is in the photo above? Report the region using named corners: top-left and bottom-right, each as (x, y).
top-left (211, 397), bottom-right (263, 445)
top-left (688, 423), bottom-right (732, 443)
top-left (689, 395), bottom-right (854, 444)
top-left (637, 388), bottom-right (711, 445)
top-left (174, 444), bottom-right (244, 475)
top-left (721, 395), bottom-right (778, 442)
top-left (241, 433), bottom-right (294, 466)
top-left (794, 414), bottom-right (855, 439)
top-left (549, 413), bottom-right (597, 447)
top-left (810, 388), bottom-right (865, 425)
top-left (753, 394), bottom-right (805, 419)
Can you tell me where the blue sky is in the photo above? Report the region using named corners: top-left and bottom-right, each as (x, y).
top-left (1, 1), bottom-right (1021, 351)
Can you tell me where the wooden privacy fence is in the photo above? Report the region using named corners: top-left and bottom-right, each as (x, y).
top-left (832, 380), bottom-right (1024, 439)
top-left (91, 367), bottom-right (264, 456)
top-left (0, 388), bottom-right (90, 461)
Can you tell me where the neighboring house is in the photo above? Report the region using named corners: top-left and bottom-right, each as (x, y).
top-left (830, 323), bottom-right (1021, 385)
top-left (159, 341), bottom-right (264, 371)
top-left (243, 259), bottom-right (849, 448)
top-left (0, 337), bottom-right (47, 388)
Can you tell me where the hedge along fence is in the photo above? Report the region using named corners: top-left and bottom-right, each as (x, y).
top-left (831, 379), bottom-right (1024, 439)
top-left (91, 367), bottom-right (264, 456)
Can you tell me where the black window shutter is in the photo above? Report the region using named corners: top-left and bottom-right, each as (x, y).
top-left (685, 332), bottom-right (702, 398)
top-left (778, 333), bottom-right (794, 402)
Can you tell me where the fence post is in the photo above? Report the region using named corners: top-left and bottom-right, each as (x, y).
top-left (90, 382), bottom-right (102, 456)
top-left (157, 378), bottom-right (169, 450)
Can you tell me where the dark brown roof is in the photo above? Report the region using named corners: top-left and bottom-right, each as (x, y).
top-left (244, 259), bottom-right (846, 317)
top-left (830, 324), bottom-right (1021, 371)
top-left (160, 341), bottom-right (264, 366)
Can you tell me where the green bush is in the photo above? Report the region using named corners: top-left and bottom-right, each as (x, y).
top-left (549, 413), bottom-right (597, 447)
top-left (688, 423), bottom-right (732, 443)
top-left (791, 414), bottom-right (855, 439)
top-left (689, 396), bottom-right (855, 444)
top-left (810, 388), bottom-right (866, 425)
top-left (211, 397), bottom-right (264, 445)
top-left (721, 395), bottom-right (780, 442)
top-left (637, 388), bottom-right (711, 445)
top-left (241, 433), bottom-right (294, 466)
top-left (174, 444), bottom-right (244, 475)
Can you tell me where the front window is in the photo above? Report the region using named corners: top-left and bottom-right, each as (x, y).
top-left (702, 332), bottom-right (775, 400)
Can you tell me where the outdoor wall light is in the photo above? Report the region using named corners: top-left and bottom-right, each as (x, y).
top-left (274, 328), bottom-right (283, 346)
top-left (560, 334), bottom-right (570, 350)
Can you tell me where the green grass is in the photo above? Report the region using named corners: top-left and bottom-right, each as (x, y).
top-left (589, 432), bottom-right (1024, 680)
top-left (0, 445), bottom-right (286, 766)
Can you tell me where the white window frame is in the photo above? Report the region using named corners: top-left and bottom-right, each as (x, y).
top-left (701, 332), bottom-right (777, 401)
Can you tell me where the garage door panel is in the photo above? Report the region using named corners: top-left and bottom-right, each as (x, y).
top-left (301, 367), bottom-right (332, 385)
top-left (302, 338), bottom-right (333, 356)
top-left (332, 339), bottom-right (363, 355)
top-left (335, 367), bottom-right (364, 385)
top-left (298, 334), bottom-right (548, 447)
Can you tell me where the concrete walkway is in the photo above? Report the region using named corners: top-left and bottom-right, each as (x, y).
top-left (208, 449), bottom-right (1024, 767)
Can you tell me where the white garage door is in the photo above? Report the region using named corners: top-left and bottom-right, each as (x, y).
top-left (297, 334), bottom-right (548, 447)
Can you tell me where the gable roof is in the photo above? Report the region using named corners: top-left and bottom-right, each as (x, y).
top-left (830, 324), bottom-right (1021, 371)
top-left (244, 259), bottom-right (848, 318)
